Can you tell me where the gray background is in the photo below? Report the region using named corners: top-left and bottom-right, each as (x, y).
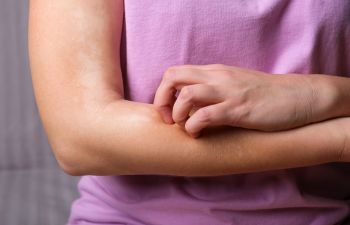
top-left (0, 1), bottom-right (80, 224)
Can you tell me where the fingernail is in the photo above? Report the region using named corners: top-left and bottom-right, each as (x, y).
top-left (158, 106), bottom-right (174, 124)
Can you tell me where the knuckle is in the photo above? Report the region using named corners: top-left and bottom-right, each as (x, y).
top-left (228, 105), bottom-right (249, 126)
top-left (163, 67), bottom-right (177, 82)
top-left (179, 87), bottom-right (194, 101)
top-left (197, 108), bottom-right (212, 123)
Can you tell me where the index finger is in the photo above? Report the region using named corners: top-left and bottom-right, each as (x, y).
top-left (153, 67), bottom-right (208, 123)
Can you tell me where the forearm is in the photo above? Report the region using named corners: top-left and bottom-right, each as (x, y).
top-left (28, 0), bottom-right (346, 177)
top-left (67, 99), bottom-right (342, 176)
top-left (287, 74), bottom-right (350, 122)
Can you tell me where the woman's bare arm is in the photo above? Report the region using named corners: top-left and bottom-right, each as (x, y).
top-left (28, 0), bottom-right (347, 176)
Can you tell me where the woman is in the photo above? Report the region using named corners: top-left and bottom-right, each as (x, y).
top-left (28, 0), bottom-right (350, 224)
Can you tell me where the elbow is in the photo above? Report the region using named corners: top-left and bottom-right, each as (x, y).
top-left (58, 159), bottom-right (85, 177)
top-left (49, 135), bottom-right (127, 176)
top-left (41, 101), bottom-right (134, 176)
top-left (49, 137), bottom-right (95, 176)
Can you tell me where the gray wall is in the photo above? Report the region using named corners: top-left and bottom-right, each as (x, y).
top-left (0, 1), bottom-right (79, 224)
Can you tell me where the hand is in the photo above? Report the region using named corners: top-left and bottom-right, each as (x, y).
top-left (154, 64), bottom-right (319, 137)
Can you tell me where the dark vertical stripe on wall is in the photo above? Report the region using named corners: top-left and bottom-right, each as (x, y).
top-left (0, 1), bottom-right (80, 225)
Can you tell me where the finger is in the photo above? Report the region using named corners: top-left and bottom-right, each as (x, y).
top-left (155, 88), bottom-right (177, 124)
top-left (185, 102), bottom-right (229, 138)
top-left (172, 84), bottom-right (222, 126)
top-left (153, 67), bottom-right (209, 112)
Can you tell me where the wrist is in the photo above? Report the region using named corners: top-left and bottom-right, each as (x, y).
top-left (301, 75), bottom-right (346, 122)
top-left (329, 117), bottom-right (350, 162)
top-left (328, 76), bottom-right (350, 118)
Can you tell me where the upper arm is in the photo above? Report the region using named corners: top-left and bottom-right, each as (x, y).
top-left (28, 0), bottom-right (125, 171)
top-left (29, 0), bottom-right (124, 104)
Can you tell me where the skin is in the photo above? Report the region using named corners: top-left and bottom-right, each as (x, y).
top-left (154, 65), bottom-right (350, 137)
top-left (28, 0), bottom-right (350, 177)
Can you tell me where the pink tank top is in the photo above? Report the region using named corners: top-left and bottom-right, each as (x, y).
top-left (68, 1), bottom-right (350, 224)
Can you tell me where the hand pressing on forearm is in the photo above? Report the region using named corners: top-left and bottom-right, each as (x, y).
top-left (29, 0), bottom-right (349, 177)
top-left (154, 64), bottom-right (350, 137)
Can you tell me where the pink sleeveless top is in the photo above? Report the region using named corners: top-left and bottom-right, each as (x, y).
top-left (68, 1), bottom-right (350, 224)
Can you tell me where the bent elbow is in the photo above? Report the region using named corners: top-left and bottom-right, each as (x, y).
top-left (49, 136), bottom-right (127, 176)
top-left (57, 160), bottom-right (85, 176)
top-left (50, 138), bottom-right (93, 176)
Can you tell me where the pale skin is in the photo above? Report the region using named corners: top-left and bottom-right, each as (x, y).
top-left (154, 65), bottom-right (350, 137)
top-left (28, 0), bottom-right (350, 177)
